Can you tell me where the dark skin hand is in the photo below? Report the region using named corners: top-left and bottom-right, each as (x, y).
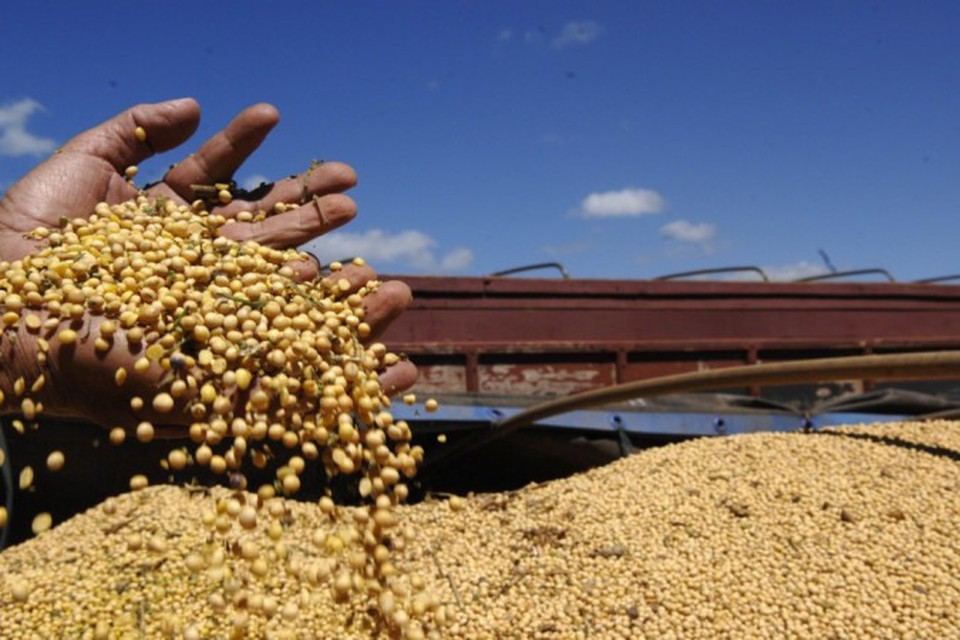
top-left (0, 98), bottom-right (416, 432)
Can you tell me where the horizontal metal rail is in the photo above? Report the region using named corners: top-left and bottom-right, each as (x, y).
top-left (489, 262), bottom-right (571, 279)
top-left (655, 266), bottom-right (769, 281)
top-left (795, 268), bottom-right (896, 283)
top-left (914, 274), bottom-right (960, 285)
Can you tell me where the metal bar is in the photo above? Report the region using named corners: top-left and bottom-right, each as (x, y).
top-left (795, 268), bottom-right (896, 283)
top-left (615, 350), bottom-right (627, 385)
top-left (465, 350), bottom-right (479, 393)
top-left (655, 266), bottom-right (769, 281)
top-left (489, 262), bottom-right (570, 278)
top-left (914, 274), bottom-right (960, 284)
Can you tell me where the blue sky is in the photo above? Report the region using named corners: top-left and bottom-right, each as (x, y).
top-left (2, 2), bottom-right (959, 281)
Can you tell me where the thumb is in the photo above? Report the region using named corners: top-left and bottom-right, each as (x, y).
top-left (59, 98), bottom-right (201, 171)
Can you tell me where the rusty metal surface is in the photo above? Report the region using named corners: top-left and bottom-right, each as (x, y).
top-left (380, 274), bottom-right (960, 399)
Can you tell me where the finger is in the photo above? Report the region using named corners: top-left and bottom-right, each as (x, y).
top-left (379, 360), bottom-right (419, 396)
top-left (319, 267), bottom-right (412, 340)
top-left (143, 181), bottom-right (187, 204)
top-left (287, 253), bottom-right (321, 282)
top-left (322, 263), bottom-right (377, 291)
top-left (216, 161), bottom-right (358, 218)
top-left (163, 103), bottom-right (279, 198)
top-left (361, 280), bottom-right (413, 341)
top-left (59, 98), bottom-right (201, 171)
top-left (218, 193), bottom-right (356, 248)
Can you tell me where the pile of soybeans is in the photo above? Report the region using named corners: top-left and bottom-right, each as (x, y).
top-left (1, 419), bottom-right (959, 638)
top-left (0, 183), bottom-right (446, 637)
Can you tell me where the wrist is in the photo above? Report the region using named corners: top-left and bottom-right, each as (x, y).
top-left (0, 318), bottom-right (46, 418)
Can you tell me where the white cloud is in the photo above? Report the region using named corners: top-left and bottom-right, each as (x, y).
top-left (241, 174), bottom-right (270, 191)
top-left (660, 220), bottom-right (716, 245)
top-left (303, 229), bottom-right (473, 273)
top-left (439, 247), bottom-right (474, 271)
top-left (553, 21), bottom-right (602, 48)
top-left (579, 188), bottom-right (666, 218)
top-left (497, 28), bottom-right (513, 42)
top-left (0, 98), bottom-right (56, 157)
top-left (761, 261), bottom-right (829, 282)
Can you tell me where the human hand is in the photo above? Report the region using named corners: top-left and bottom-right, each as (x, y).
top-left (0, 99), bottom-right (416, 430)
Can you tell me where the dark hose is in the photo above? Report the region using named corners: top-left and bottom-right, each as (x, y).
top-left (425, 350), bottom-right (960, 469)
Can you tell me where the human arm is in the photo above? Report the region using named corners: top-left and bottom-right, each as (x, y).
top-left (0, 98), bottom-right (416, 430)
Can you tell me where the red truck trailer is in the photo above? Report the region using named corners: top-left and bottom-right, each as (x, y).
top-left (381, 269), bottom-right (960, 406)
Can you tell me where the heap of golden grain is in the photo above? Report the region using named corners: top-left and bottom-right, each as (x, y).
top-left (1, 420), bottom-right (959, 638)
top-left (0, 138), bottom-right (445, 637)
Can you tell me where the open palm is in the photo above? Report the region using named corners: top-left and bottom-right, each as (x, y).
top-left (0, 99), bottom-right (416, 430)
top-left (0, 98), bottom-right (362, 260)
